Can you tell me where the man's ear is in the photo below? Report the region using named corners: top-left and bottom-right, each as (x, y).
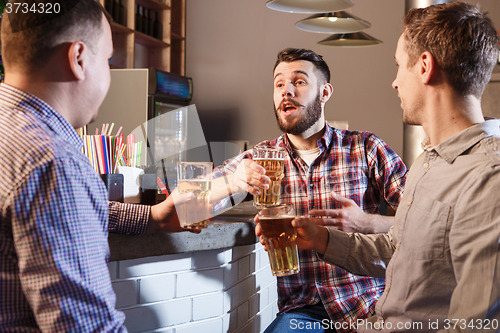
top-left (320, 83), bottom-right (334, 104)
top-left (419, 51), bottom-right (437, 84)
top-left (68, 41), bottom-right (86, 80)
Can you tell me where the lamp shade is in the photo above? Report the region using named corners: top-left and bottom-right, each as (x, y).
top-left (296, 12), bottom-right (371, 34)
top-left (318, 32), bottom-right (382, 47)
top-left (265, 0), bottom-right (353, 14)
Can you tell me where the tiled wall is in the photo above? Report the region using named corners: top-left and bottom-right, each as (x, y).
top-left (108, 243), bottom-right (278, 333)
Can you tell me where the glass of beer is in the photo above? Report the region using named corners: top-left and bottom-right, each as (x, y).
top-left (176, 162), bottom-right (212, 229)
top-left (252, 145), bottom-right (285, 208)
top-left (259, 204), bottom-right (300, 276)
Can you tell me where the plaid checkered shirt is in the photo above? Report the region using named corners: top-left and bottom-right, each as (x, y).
top-left (0, 84), bottom-right (149, 332)
top-left (213, 124), bottom-right (407, 332)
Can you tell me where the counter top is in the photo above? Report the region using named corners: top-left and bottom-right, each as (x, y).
top-left (108, 201), bottom-right (259, 261)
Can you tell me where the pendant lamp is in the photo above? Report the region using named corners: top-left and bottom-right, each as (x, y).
top-left (296, 12), bottom-right (371, 34)
top-left (318, 32), bottom-right (382, 47)
top-left (265, 0), bottom-right (353, 14)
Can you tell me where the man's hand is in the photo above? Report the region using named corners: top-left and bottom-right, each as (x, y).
top-left (254, 214), bottom-right (329, 255)
top-left (147, 191), bottom-right (201, 233)
top-left (211, 159), bottom-right (270, 202)
top-left (308, 192), bottom-right (394, 234)
top-left (254, 214), bottom-right (265, 247)
top-left (292, 217), bottom-right (329, 254)
top-left (229, 159), bottom-right (270, 195)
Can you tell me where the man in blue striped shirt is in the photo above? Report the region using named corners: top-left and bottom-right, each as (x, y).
top-left (0, 1), bottom-right (190, 331)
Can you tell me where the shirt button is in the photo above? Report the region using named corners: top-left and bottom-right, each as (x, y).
top-left (407, 200), bottom-right (412, 207)
top-left (423, 162), bottom-right (429, 169)
top-left (309, 183), bottom-right (314, 189)
top-left (374, 318), bottom-right (384, 331)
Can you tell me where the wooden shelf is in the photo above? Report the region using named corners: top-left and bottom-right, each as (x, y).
top-left (100, 0), bottom-right (185, 74)
top-left (136, 0), bottom-right (170, 11)
top-left (170, 32), bottom-right (184, 41)
top-left (135, 30), bottom-right (170, 48)
top-left (110, 21), bottom-right (134, 34)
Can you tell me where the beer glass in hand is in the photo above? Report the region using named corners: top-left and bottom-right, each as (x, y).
top-left (252, 145), bottom-right (285, 208)
top-left (259, 204), bottom-right (300, 276)
top-left (176, 162), bottom-right (212, 229)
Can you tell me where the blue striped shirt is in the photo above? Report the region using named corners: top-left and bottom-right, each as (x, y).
top-left (0, 84), bottom-right (148, 331)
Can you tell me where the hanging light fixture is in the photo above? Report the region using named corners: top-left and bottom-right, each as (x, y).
top-left (318, 32), bottom-right (382, 47)
top-left (295, 12), bottom-right (371, 34)
top-left (265, 0), bottom-right (353, 14)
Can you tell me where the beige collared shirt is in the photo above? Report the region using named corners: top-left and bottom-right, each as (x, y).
top-left (323, 120), bottom-right (500, 332)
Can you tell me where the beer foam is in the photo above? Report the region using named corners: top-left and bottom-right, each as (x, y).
top-left (253, 158), bottom-right (285, 161)
top-left (259, 215), bottom-right (294, 220)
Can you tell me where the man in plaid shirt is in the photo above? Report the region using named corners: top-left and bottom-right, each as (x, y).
top-left (213, 48), bottom-right (407, 332)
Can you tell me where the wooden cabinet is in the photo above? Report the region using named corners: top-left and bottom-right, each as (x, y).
top-left (100, 0), bottom-right (185, 75)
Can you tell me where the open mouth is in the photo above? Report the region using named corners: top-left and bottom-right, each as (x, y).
top-left (281, 101), bottom-right (298, 116)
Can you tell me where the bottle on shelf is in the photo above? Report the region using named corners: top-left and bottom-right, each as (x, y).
top-left (142, 7), bottom-right (150, 35)
top-left (148, 9), bottom-right (154, 37)
top-left (118, 0), bottom-right (126, 26)
top-left (112, 0), bottom-right (119, 24)
top-left (104, 0), bottom-right (114, 18)
top-left (140, 5), bottom-right (147, 34)
top-left (135, 4), bottom-right (143, 33)
top-left (153, 11), bottom-right (162, 40)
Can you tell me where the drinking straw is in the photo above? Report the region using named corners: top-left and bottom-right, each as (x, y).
top-left (95, 135), bottom-right (104, 174)
top-left (127, 134), bottom-right (135, 167)
top-left (107, 123), bottom-right (115, 136)
top-left (81, 124), bottom-right (144, 174)
top-left (132, 142), bottom-right (136, 168)
top-left (107, 135), bottom-right (114, 173)
top-left (157, 177), bottom-right (168, 194)
top-left (90, 135), bottom-right (99, 173)
top-left (101, 135), bottom-right (110, 174)
top-left (114, 144), bottom-right (126, 173)
top-left (137, 141), bottom-right (142, 167)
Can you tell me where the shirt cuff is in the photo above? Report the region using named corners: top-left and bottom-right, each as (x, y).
top-left (108, 201), bottom-right (150, 235)
top-left (319, 227), bottom-right (351, 268)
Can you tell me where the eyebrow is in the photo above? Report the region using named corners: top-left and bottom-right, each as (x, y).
top-left (274, 70), bottom-right (310, 81)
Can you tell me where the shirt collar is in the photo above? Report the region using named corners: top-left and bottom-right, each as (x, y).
top-left (281, 122), bottom-right (333, 154)
top-left (431, 119), bottom-right (500, 164)
top-left (0, 83), bottom-right (82, 150)
top-left (320, 123), bottom-right (334, 150)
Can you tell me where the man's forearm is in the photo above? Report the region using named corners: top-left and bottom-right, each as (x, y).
top-left (366, 214), bottom-right (395, 234)
top-left (211, 175), bottom-right (234, 203)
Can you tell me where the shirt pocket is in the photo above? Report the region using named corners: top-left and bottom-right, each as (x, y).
top-left (402, 195), bottom-right (451, 260)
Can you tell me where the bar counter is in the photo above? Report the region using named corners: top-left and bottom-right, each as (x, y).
top-left (107, 201), bottom-right (278, 332)
top-left (108, 201), bottom-right (259, 261)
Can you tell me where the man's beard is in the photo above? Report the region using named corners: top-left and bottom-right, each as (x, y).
top-left (274, 93), bottom-right (322, 135)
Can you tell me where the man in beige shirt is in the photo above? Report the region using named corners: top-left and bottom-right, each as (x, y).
top-left (257, 2), bottom-right (500, 332)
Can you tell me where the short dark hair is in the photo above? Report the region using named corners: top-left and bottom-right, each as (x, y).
top-left (1, 0), bottom-right (106, 71)
top-left (274, 48), bottom-right (331, 84)
top-left (403, 2), bottom-right (499, 98)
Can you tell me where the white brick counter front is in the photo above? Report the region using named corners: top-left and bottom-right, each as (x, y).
top-left (108, 243), bottom-right (278, 333)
